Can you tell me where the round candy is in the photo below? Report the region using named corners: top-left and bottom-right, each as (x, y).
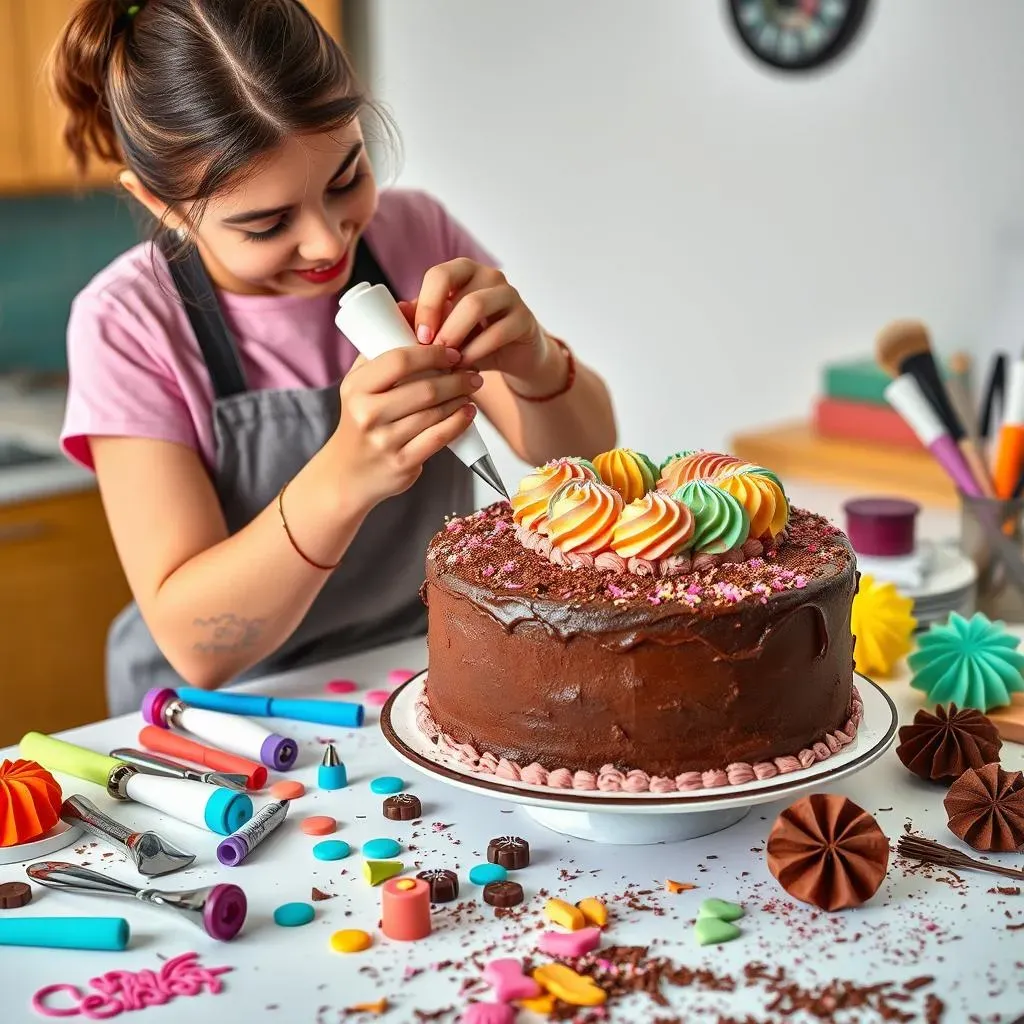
top-left (384, 794), bottom-right (422, 821)
top-left (417, 868), bottom-right (459, 903)
top-left (469, 863), bottom-right (508, 886)
top-left (364, 690), bottom-right (390, 706)
top-left (331, 929), bottom-right (373, 953)
top-left (0, 882), bottom-right (32, 910)
top-left (487, 836), bottom-right (530, 870)
top-left (483, 880), bottom-right (524, 907)
top-left (370, 776), bottom-right (405, 795)
top-left (362, 838), bottom-right (402, 860)
top-left (301, 815), bottom-right (337, 836)
top-left (270, 780), bottom-right (306, 801)
top-left (325, 679), bottom-right (358, 695)
top-left (273, 902), bottom-right (315, 927)
top-left (388, 668), bottom-right (416, 689)
top-left (313, 840), bottom-right (351, 862)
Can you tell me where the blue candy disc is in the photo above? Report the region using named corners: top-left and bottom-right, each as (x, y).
top-left (369, 776), bottom-right (404, 795)
top-left (313, 840), bottom-right (351, 862)
top-left (468, 863), bottom-right (508, 886)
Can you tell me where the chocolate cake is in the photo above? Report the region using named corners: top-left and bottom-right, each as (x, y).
top-left (418, 450), bottom-right (862, 793)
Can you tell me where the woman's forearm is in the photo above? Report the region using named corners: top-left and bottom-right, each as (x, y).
top-left (150, 444), bottom-right (369, 689)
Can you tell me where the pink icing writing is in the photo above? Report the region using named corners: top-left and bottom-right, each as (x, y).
top-left (417, 689), bottom-right (864, 795)
top-left (32, 953), bottom-right (232, 1020)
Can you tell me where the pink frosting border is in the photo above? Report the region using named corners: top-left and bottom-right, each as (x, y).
top-left (414, 687), bottom-right (864, 793)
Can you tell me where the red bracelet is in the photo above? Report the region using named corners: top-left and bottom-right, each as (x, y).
top-left (277, 482), bottom-right (340, 571)
top-left (506, 336), bottom-right (576, 403)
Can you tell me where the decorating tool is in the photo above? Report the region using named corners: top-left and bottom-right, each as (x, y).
top-left (174, 686), bottom-right (364, 728)
top-left (61, 795), bottom-right (196, 877)
top-left (992, 359), bottom-right (1024, 498)
top-left (26, 861), bottom-right (247, 941)
top-left (336, 281), bottom-right (509, 499)
top-left (137, 725), bottom-right (267, 791)
top-left (318, 744), bottom-right (347, 790)
top-left (142, 687), bottom-right (298, 771)
top-left (20, 732), bottom-right (252, 836)
top-left (110, 747), bottom-right (249, 792)
top-left (876, 319), bottom-right (994, 496)
top-left (217, 799), bottom-right (289, 867)
top-left (0, 917), bottom-right (130, 951)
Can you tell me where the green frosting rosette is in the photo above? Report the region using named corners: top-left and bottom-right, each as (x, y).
top-left (673, 480), bottom-right (750, 554)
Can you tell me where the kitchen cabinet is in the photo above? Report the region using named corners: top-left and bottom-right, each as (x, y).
top-left (0, 0), bottom-right (344, 195)
top-left (0, 488), bottom-right (133, 747)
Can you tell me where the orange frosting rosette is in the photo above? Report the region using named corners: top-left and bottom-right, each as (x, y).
top-left (0, 759), bottom-right (62, 847)
top-left (511, 457), bottom-right (598, 533)
top-left (546, 480), bottom-right (624, 554)
top-left (610, 491), bottom-right (695, 560)
top-left (657, 451), bottom-right (741, 494)
top-left (711, 463), bottom-right (789, 539)
top-left (592, 448), bottom-right (658, 504)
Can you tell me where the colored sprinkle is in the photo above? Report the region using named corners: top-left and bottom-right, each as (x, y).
top-left (273, 902), bottom-right (314, 928)
top-left (469, 863), bottom-right (508, 886)
top-left (362, 837), bottom-right (402, 860)
top-left (370, 776), bottom-right (404, 795)
top-left (301, 815), bottom-right (337, 836)
top-left (269, 780), bottom-right (305, 801)
top-left (325, 679), bottom-right (358, 695)
top-left (313, 840), bottom-right (351, 862)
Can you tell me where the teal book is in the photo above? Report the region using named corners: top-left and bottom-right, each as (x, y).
top-left (824, 356), bottom-right (969, 407)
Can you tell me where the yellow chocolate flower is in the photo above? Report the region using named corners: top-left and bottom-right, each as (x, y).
top-left (851, 575), bottom-right (916, 678)
top-left (610, 491), bottom-right (695, 559)
top-left (511, 457), bottom-right (598, 532)
top-left (593, 448), bottom-right (658, 504)
top-left (657, 451), bottom-right (741, 494)
top-left (712, 463), bottom-right (789, 539)
top-left (546, 480), bottom-right (624, 554)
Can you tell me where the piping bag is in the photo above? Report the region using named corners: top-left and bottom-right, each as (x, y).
top-left (173, 686), bottom-right (364, 728)
top-left (142, 687), bottom-right (298, 771)
top-left (336, 281), bottom-right (509, 499)
top-left (19, 732), bottom-right (253, 836)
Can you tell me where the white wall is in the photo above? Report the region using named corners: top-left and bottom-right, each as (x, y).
top-left (364, 0), bottom-right (1024, 486)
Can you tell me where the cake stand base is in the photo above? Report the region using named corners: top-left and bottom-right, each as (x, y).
top-left (520, 804), bottom-right (750, 845)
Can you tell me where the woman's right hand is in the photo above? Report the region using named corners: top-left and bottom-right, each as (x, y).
top-left (333, 344), bottom-right (484, 510)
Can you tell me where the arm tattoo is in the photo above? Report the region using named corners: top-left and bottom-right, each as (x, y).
top-left (192, 614), bottom-right (266, 654)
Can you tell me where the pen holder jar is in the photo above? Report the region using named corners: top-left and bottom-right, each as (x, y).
top-left (959, 493), bottom-right (1024, 621)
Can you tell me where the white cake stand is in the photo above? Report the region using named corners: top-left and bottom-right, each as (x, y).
top-left (380, 673), bottom-right (898, 845)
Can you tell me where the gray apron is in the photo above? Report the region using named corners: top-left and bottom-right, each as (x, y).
top-left (105, 238), bottom-right (473, 715)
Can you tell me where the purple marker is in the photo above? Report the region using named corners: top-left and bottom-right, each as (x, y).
top-left (217, 800), bottom-right (289, 867)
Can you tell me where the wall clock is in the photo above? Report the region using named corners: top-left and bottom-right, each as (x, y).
top-left (728, 0), bottom-right (870, 72)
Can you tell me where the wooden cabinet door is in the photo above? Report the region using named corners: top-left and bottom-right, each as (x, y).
top-left (0, 2), bottom-right (29, 189)
top-left (303, 0), bottom-right (343, 40)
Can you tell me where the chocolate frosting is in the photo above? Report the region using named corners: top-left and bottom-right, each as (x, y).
top-left (944, 762), bottom-right (1024, 852)
top-left (423, 504), bottom-right (856, 777)
top-left (896, 704), bottom-right (1002, 784)
top-left (766, 794), bottom-right (890, 911)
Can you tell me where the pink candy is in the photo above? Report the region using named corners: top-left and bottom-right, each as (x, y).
top-left (483, 957), bottom-right (541, 1002)
top-left (537, 927), bottom-right (602, 958)
top-left (388, 668), bottom-right (416, 689)
top-left (460, 1003), bottom-right (516, 1024)
top-left (324, 679), bottom-right (358, 695)
top-left (364, 690), bottom-right (391, 707)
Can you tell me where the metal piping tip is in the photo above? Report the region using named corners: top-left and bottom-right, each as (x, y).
top-left (208, 772), bottom-right (251, 792)
top-left (321, 743), bottom-right (340, 767)
top-left (470, 454), bottom-right (509, 500)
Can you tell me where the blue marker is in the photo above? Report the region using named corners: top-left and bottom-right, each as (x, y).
top-left (0, 917), bottom-right (130, 951)
top-left (177, 688), bottom-right (364, 728)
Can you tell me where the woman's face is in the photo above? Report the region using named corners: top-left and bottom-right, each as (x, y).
top-left (192, 120), bottom-right (378, 297)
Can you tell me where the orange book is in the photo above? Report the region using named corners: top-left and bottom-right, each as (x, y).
top-left (813, 397), bottom-right (923, 450)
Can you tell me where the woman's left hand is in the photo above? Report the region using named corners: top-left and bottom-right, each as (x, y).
top-left (399, 258), bottom-right (549, 383)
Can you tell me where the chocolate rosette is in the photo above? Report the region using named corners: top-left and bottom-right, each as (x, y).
top-left (944, 762), bottom-right (1024, 852)
top-left (896, 704), bottom-right (1001, 784)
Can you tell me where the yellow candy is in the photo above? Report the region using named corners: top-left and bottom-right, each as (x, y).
top-left (544, 897), bottom-right (586, 930)
top-left (532, 963), bottom-right (607, 1007)
top-left (518, 993), bottom-right (557, 1014)
top-left (330, 929), bottom-right (373, 953)
top-left (575, 896), bottom-right (608, 927)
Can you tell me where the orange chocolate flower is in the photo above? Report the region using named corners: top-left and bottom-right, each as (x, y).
top-left (0, 759), bottom-right (62, 848)
top-left (546, 480), bottom-right (624, 555)
top-left (511, 457), bottom-right (598, 533)
top-left (610, 491), bottom-right (695, 560)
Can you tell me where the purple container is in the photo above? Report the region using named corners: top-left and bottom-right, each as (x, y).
top-left (141, 687), bottom-right (178, 727)
top-left (843, 497), bottom-right (920, 557)
top-left (202, 883), bottom-right (247, 941)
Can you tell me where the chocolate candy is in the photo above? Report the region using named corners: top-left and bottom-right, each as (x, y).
top-left (384, 794), bottom-right (422, 821)
top-left (416, 868), bottom-right (459, 903)
top-left (487, 835), bottom-right (530, 870)
top-left (0, 882), bottom-right (32, 909)
top-left (483, 880), bottom-right (524, 907)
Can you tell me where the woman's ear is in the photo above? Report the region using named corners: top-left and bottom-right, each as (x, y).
top-left (119, 171), bottom-right (185, 231)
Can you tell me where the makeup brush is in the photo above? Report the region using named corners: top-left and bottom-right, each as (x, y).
top-left (945, 351), bottom-right (978, 446)
top-left (876, 320), bottom-right (995, 497)
top-left (979, 352), bottom-right (1007, 454)
top-left (992, 358), bottom-right (1024, 498)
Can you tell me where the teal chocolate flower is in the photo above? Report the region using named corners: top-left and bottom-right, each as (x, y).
top-left (673, 480), bottom-right (750, 554)
top-left (909, 612), bottom-right (1024, 712)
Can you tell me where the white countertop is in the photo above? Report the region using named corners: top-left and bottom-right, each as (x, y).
top-left (0, 481), bottom-right (1021, 1023)
top-left (0, 382), bottom-right (93, 505)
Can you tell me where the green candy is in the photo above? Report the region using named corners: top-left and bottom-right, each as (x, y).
top-left (674, 480), bottom-right (750, 554)
top-left (698, 898), bottom-right (744, 922)
top-left (693, 917), bottom-right (741, 946)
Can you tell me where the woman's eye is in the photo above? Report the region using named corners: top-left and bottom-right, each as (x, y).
top-left (243, 220), bottom-right (289, 243)
top-left (328, 172), bottom-right (366, 196)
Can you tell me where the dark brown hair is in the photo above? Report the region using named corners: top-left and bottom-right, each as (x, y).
top-left (51, 0), bottom-right (374, 216)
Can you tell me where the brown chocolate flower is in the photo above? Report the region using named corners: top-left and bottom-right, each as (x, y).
top-left (766, 794), bottom-right (890, 912)
top-left (943, 762), bottom-right (1024, 852)
top-left (896, 703), bottom-right (1002, 784)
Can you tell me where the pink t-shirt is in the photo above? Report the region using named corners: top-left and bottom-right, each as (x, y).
top-left (61, 189), bottom-right (497, 471)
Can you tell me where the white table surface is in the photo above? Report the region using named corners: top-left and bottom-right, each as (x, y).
top-left (1, 484), bottom-right (1022, 1023)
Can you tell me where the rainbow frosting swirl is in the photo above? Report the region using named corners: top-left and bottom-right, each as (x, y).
top-left (610, 491), bottom-right (695, 559)
top-left (511, 457), bottom-right (597, 533)
top-left (711, 462), bottom-right (789, 539)
top-left (673, 480), bottom-right (750, 554)
top-left (546, 480), bottom-right (624, 554)
top-left (657, 451), bottom-right (741, 493)
top-left (593, 448), bottom-right (658, 503)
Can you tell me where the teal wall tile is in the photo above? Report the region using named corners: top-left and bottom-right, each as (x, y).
top-left (0, 190), bottom-right (144, 372)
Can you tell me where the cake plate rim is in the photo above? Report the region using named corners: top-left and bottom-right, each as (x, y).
top-left (379, 672), bottom-right (898, 815)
